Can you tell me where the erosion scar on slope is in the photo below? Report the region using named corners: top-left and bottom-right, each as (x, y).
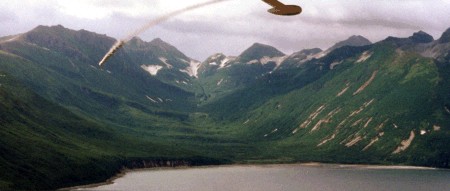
top-left (98, 0), bottom-right (231, 67)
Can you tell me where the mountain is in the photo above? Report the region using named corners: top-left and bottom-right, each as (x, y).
top-left (409, 31), bottom-right (434, 43)
top-left (277, 48), bottom-right (323, 69)
top-left (237, 43), bottom-right (285, 63)
top-left (439, 28), bottom-right (450, 43)
top-left (0, 25), bottom-right (449, 190)
top-left (124, 37), bottom-right (201, 85)
top-left (383, 30), bottom-right (434, 47)
top-left (195, 43), bottom-right (289, 104)
top-left (198, 53), bottom-right (236, 77)
top-left (0, 71), bottom-right (118, 190)
top-left (327, 35), bottom-right (372, 52)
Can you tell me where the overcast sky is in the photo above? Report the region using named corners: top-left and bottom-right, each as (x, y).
top-left (1, 0), bottom-right (450, 60)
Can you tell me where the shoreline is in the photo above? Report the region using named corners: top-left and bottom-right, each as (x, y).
top-left (59, 162), bottom-right (443, 190)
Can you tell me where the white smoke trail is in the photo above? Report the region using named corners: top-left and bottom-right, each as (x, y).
top-left (99, 0), bottom-right (231, 67)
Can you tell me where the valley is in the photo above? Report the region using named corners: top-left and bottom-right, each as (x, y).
top-left (0, 25), bottom-right (449, 190)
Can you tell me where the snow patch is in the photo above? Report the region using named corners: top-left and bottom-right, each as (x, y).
top-left (317, 133), bottom-right (336, 147)
top-left (393, 123), bottom-right (399, 129)
top-left (260, 56), bottom-right (288, 70)
top-left (445, 106), bottom-right (450, 114)
top-left (356, 51), bottom-right (373, 63)
top-left (351, 119), bottom-right (364, 127)
top-left (211, 54), bottom-right (221, 60)
top-left (433, 125), bottom-right (441, 131)
top-left (330, 61), bottom-right (343, 70)
top-left (247, 59), bottom-right (259, 65)
top-left (392, 131), bottom-right (415, 154)
top-left (363, 137), bottom-right (379, 151)
top-left (345, 136), bottom-right (363, 147)
top-left (313, 51), bottom-right (328, 59)
top-left (310, 108), bottom-right (341, 132)
top-left (293, 105), bottom-right (326, 134)
top-left (3, 35), bottom-right (20, 42)
top-left (363, 132), bottom-right (385, 151)
top-left (106, 70), bottom-right (112, 74)
top-left (159, 57), bottom-right (173, 69)
top-left (264, 128), bottom-right (278, 137)
top-left (353, 70), bottom-right (378, 95)
top-left (243, 119), bottom-right (250, 124)
top-left (276, 104), bottom-right (282, 109)
top-left (364, 117), bottom-right (373, 128)
top-left (217, 78), bottom-right (224, 86)
top-left (349, 99), bottom-right (375, 118)
top-left (337, 83), bottom-right (350, 97)
top-left (209, 62), bottom-right (218, 65)
top-left (180, 60), bottom-right (201, 78)
top-left (141, 65), bottom-right (163, 76)
top-left (146, 96), bottom-right (158, 103)
top-left (146, 96), bottom-right (167, 103)
top-left (219, 57), bottom-right (235, 69)
top-left (420, 130), bottom-right (427, 135)
top-left (375, 120), bottom-right (387, 131)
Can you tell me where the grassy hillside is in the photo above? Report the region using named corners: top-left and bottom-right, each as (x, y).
top-left (230, 43), bottom-right (449, 167)
top-left (0, 25), bottom-right (449, 189)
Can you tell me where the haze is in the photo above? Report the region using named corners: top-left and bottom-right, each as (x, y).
top-left (1, 0), bottom-right (450, 60)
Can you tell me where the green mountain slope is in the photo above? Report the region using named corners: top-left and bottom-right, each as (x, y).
top-left (0, 25), bottom-right (449, 189)
top-left (0, 71), bottom-right (120, 189)
top-left (230, 43), bottom-right (449, 166)
top-left (0, 70), bottom-right (240, 190)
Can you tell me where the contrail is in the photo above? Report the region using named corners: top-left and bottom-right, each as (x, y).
top-left (99, 0), bottom-right (231, 67)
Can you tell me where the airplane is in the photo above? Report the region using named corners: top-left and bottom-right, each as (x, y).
top-left (262, 0), bottom-right (302, 16)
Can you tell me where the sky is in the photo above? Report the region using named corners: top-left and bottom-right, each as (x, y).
top-left (1, 0), bottom-right (450, 60)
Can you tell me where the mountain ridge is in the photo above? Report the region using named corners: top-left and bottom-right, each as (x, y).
top-left (0, 25), bottom-right (449, 190)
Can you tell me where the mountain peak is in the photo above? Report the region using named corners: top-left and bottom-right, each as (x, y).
top-left (409, 30), bottom-right (434, 43)
top-left (127, 37), bottom-right (148, 48)
top-left (147, 38), bottom-right (183, 56)
top-left (124, 37), bottom-right (189, 60)
top-left (19, 25), bottom-right (115, 60)
top-left (238, 42), bottom-right (285, 63)
top-left (328, 35), bottom-right (372, 52)
top-left (439, 27), bottom-right (450, 43)
top-left (32, 24), bottom-right (66, 32)
top-left (149, 37), bottom-right (165, 45)
top-left (296, 48), bottom-right (323, 56)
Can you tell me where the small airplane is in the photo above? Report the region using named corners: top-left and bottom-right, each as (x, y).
top-left (262, 0), bottom-right (302, 16)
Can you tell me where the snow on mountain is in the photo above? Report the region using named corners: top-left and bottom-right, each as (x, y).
top-left (260, 55), bottom-right (288, 69)
top-left (159, 57), bottom-right (173, 69)
top-left (141, 65), bottom-right (163, 76)
top-left (219, 56), bottom-right (236, 69)
top-left (180, 59), bottom-right (201, 78)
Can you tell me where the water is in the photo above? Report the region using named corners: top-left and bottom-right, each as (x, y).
top-left (76, 164), bottom-right (450, 191)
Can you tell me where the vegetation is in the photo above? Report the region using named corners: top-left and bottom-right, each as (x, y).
top-left (0, 25), bottom-right (448, 190)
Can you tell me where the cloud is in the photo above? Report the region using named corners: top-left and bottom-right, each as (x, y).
top-left (1, 0), bottom-right (450, 60)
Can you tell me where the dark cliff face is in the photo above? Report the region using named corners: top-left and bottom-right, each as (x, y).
top-left (439, 28), bottom-right (450, 43)
top-left (409, 31), bottom-right (434, 43)
top-left (297, 48), bottom-right (323, 56)
top-left (382, 30), bottom-right (435, 47)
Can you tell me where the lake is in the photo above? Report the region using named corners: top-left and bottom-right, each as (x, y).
top-left (75, 164), bottom-right (450, 191)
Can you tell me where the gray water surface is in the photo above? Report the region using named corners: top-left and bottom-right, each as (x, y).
top-left (77, 164), bottom-right (450, 191)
